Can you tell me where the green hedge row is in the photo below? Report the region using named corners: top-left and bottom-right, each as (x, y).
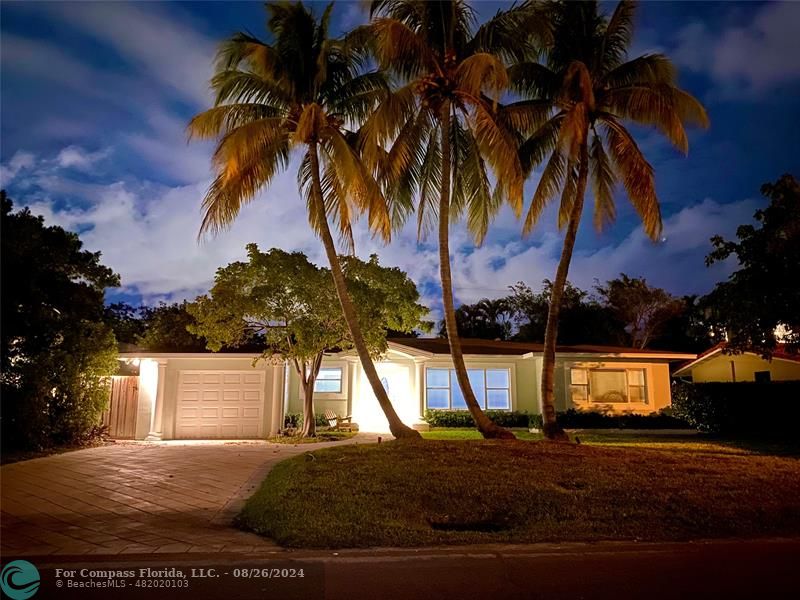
top-left (671, 380), bottom-right (800, 434)
top-left (423, 410), bottom-right (531, 428)
top-left (424, 408), bottom-right (687, 429)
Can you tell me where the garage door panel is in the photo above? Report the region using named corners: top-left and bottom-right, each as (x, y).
top-left (176, 370), bottom-right (266, 439)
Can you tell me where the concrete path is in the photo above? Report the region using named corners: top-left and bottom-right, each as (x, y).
top-left (1, 435), bottom-right (376, 556)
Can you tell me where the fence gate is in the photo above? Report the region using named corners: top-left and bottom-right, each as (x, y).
top-left (103, 376), bottom-right (139, 439)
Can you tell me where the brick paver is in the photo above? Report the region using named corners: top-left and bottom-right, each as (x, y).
top-left (1, 436), bottom-right (375, 556)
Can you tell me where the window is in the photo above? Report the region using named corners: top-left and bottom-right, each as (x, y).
top-left (426, 368), bottom-right (511, 410)
top-left (754, 371), bottom-right (771, 383)
top-left (570, 368), bottom-right (647, 404)
top-left (314, 367), bottom-right (342, 393)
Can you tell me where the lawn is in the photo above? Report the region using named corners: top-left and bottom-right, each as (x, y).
top-left (421, 428), bottom-right (800, 456)
top-left (238, 438), bottom-right (800, 548)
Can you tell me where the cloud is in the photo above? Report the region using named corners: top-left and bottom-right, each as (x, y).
top-left (0, 151), bottom-right (36, 185)
top-left (56, 146), bottom-right (111, 171)
top-left (673, 2), bottom-right (800, 93)
top-left (10, 2), bottom-right (215, 107)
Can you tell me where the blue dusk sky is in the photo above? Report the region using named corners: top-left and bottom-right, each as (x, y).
top-left (2, 1), bottom-right (799, 319)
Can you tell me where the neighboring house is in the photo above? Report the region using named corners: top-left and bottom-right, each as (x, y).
top-left (115, 338), bottom-right (694, 439)
top-left (673, 343), bottom-right (800, 383)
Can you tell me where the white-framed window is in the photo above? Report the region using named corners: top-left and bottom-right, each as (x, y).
top-left (314, 367), bottom-right (343, 394)
top-left (569, 367), bottom-right (648, 404)
top-left (425, 367), bottom-right (511, 410)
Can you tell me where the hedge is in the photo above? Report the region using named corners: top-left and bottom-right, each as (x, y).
top-left (425, 408), bottom-right (686, 429)
top-left (423, 410), bottom-right (532, 428)
top-left (284, 413), bottom-right (330, 429)
top-left (671, 380), bottom-right (800, 435)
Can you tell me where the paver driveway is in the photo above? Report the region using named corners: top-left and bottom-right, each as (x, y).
top-left (1, 437), bottom-right (372, 556)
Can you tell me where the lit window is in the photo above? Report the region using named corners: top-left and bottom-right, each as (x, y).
top-left (570, 368), bottom-right (647, 404)
top-left (314, 367), bottom-right (342, 393)
top-left (426, 367), bottom-right (511, 410)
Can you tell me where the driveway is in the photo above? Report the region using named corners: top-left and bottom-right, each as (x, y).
top-left (1, 436), bottom-right (373, 556)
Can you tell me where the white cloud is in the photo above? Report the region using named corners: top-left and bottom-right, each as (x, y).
top-left (29, 2), bottom-right (215, 107)
top-left (674, 2), bottom-right (800, 93)
top-left (56, 146), bottom-right (110, 171)
top-left (0, 151), bottom-right (36, 185)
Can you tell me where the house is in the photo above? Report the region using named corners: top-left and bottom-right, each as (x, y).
top-left (673, 343), bottom-right (800, 383)
top-left (113, 338), bottom-right (695, 439)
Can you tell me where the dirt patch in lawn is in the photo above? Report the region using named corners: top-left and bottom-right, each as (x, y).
top-left (238, 440), bottom-right (800, 548)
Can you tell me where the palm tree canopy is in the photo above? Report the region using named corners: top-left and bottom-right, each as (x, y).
top-left (188, 1), bottom-right (390, 250)
top-left (514, 0), bottom-right (709, 239)
top-left (356, 0), bottom-right (551, 243)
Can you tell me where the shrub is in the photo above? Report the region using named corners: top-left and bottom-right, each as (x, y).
top-left (555, 408), bottom-right (687, 429)
top-left (671, 380), bottom-right (800, 435)
top-left (284, 413), bottom-right (329, 429)
top-left (423, 410), bottom-right (532, 428)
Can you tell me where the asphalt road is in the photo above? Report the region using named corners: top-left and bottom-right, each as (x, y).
top-left (13, 538), bottom-right (800, 600)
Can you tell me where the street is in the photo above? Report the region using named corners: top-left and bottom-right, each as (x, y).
top-left (15, 538), bottom-right (800, 600)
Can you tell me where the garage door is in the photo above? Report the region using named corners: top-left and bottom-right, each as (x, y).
top-left (176, 370), bottom-right (266, 439)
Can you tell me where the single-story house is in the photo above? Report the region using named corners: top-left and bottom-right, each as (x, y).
top-left (113, 338), bottom-right (695, 440)
top-left (673, 343), bottom-right (800, 383)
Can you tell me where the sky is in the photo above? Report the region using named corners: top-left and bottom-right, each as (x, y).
top-left (2, 1), bottom-right (799, 322)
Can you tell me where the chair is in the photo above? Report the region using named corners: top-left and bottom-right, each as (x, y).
top-left (324, 409), bottom-right (354, 432)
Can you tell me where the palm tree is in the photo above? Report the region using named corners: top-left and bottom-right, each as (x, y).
top-left (358, 0), bottom-right (549, 439)
top-left (188, 2), bottom-right (421, 439)
top-left (509, 0), bottom-right (708, 439)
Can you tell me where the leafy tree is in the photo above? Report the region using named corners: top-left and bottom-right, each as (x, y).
top-left (510, 0), bottom-right (708, 438)
top-left (595, 274), bottom-right (684, 348)
top-left (439, 298), bottom-right (514, 341)
top-left (648, 295), bottom-right (716, 354)
top-left (509, 280), bottom-right (623, 345)
top-left (1, 192), bottom-right (119, 451)
top-left (105, 302), bottom-right (147, 345)
top-left (189, 245), bottom-right (428, 437)
top-left (188, 2), bottom-right (422, 438)
top-left (703, 174), bottom-right (800, 357)
top-left (137, 302), bottom-right (208, 352)
top-left (358, 0), bottom-right (549, 439)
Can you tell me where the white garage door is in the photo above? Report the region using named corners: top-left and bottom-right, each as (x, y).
top-left (176, 370), bottom-right (266, 439)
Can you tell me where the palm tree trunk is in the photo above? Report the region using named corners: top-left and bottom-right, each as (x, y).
top-left (309, 141), bottom-right (421, 440)
top-left (540, 144), bottom-right (590, 441)
top-left (438, 102), bottom-right (515, 440)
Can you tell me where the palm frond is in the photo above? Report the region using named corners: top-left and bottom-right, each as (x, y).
top-left (600, 114), bottom-right (662, 239)
top-left (468, 1), bottom-right (552, 63)
top-left (557, 159), bottom-right (579, 229)
top-left (455, 52), bottom-right (509, 101)
top-left (589, 133), bottom-right (616, 231)
top-left (187, 104), bottom-right (282, 140)
top-left (415, 128), bottom-right (442, 240)
top-left (601, 84), bottom-right (708, 153)
top-left (599, 0), bottom-right (637, 72)
top-left (497, 99), bottom-right (553, 138)
top-left (210, 69), bottom-right (292, 108)
top-left (200, 132), bottom-right (291, 236)
top-left (507, 61), bottom-right (559, 98)
top-left (369, 17), bottom-right (435, 77)
top-left (470, 98), bottom-right (524, 215)
top-left (518, 113), bottom-right (563, 175)
top-left (601, 53), bottom-right (676, 89)
top-left (522, 146), bottom-right (566, 235)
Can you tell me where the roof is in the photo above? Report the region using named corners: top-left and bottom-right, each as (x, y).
top-left (387, 337), bottom-right (695, 360)
top-left (674, 342), bottom-right (800, 376)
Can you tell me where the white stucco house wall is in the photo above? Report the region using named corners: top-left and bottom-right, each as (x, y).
top-left (116, 338), bottom-right (694, 440)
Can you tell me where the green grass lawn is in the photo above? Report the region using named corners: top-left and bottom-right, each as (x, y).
top-left (421, 428), bottom-right (800, 456)
top-left (238, 437), bottom-right (800, 548)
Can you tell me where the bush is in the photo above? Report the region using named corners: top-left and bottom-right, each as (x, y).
top-left (671, 380), bottom-right (800, 435)
top-left (553, 408), bottom-right (688, 430)
top-left (284, 413), bottom-right (330, 429)
top-left (423, 410), bottom-right (533, 428)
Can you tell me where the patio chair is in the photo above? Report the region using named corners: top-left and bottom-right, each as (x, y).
top-left (324, 409), bottom-right (354, 432)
